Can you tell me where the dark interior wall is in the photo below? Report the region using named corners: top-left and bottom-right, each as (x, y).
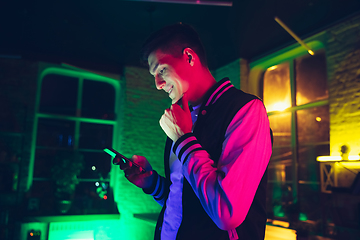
top-left (0, 59), bottom-right (39, 196)
top-left (0, 58), bottom-right (39, 240)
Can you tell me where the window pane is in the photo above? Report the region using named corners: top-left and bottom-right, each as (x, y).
top-left (27, 181), bottom-right (116, 216)
top-left (297, 105), bottom-right (329, 144)
top-left (79, 123), bottom-right (113, 149)
top-left (295, 52), bottom-right (328, 105)
top-left (268, 112), bottom-right (293, 218)
top-left (269, 112), bottom-right (291, 147)
top-left (78, 151), bottom-right (111, 179)
top-left (81, 80), bottom-right (116, 120)
top-left (297, 106), bottom-right (329, 182)
top-left (297, 106), bottom-right (329, 221)
top-left (268, 160), bottom-right (293, 218)
top-left (34, 149), bottom-right (56, 178)
top-left (72, 182), bottom-right (116, 214)
top-left (34, 149), bottom-right (85, 179)
top-left (263, 62), bottom-right (291, 112)
top-left (39, 74), bottom-right (78, 116)
top-left (297, 144), bottom-right (328, 183)
top-left (297, 183), bottom-right (321, 221)
top-left (36, 119), bottom-right (75, 148)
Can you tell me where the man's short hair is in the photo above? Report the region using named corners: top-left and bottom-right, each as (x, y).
top-left (140, 23), bottom-right (208, 67)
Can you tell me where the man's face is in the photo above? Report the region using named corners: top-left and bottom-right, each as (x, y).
top-left (148, 49), bottom-right (190, 104)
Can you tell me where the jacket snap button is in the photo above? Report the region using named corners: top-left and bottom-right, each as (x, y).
top-left (201, 110), bottom-right (207, 115)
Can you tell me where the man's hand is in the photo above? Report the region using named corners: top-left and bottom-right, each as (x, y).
top-left (159, 93), bottom-right (193, 142)
top-left (120, 155), bottom-right (154, 189)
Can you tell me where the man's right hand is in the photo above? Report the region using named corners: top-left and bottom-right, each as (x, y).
top-left (119, 155), bottom-right (154, 189)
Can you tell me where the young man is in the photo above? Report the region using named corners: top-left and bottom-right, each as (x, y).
top-left (121, 23), bottom-right (272, 240)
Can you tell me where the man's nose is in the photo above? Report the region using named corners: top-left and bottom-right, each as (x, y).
top-left (155, 76), bottom-right (166, 90)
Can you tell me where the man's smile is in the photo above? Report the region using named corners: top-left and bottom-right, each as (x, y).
top-left (167, 86), bottom-right (174, 95)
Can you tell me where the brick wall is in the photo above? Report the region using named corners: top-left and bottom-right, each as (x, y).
top-left (110, 65), bottom-right (171, 239)
top-left (212, 58), bottom-right (241, 89)
top-left (326, 14), bottom-right (360, 157)
top-left (113, 65), bottom-right (170, 216)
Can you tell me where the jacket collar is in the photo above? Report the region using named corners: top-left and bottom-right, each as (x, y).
top-left (193, 78), bottom-right (234, 110)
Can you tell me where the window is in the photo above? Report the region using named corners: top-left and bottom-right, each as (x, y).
top-left (262, 50), bottom-right (329, 221)
top-left (30, 68), bottom-right (119, 215)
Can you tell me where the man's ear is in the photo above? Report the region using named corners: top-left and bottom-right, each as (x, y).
top-left (183, 48), bottom-right (195, 66)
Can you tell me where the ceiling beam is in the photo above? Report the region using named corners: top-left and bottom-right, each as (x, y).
top-left (124, 0), bottom-right (233, 7)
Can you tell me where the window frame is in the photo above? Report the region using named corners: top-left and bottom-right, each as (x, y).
top-left (248, 41), bottom-right (329, 213)
top-left (28, 67), bottom-right (121, 191)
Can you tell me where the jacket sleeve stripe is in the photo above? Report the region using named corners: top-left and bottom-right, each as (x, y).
top-left (142, 171), bottom-right (167, 206)
top-left (173, 133), bottom-right (204, 164)
top-left (178, 139), bottom-right (197, 159)
top-left (143, 170), bottom-right (160, 195)
top-left (181, 145), bottom-right (203, 163)
top-left (153, 175), bottom-right (165, 199)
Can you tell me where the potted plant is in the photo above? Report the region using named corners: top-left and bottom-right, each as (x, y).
top-left (51, 151), bottom-right (84, 213)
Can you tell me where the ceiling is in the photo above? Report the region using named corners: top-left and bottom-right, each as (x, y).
top-left (1, 0), bottom-right (360, 73)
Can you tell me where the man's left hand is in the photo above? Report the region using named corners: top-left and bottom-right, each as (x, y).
top-left (160, 93), bottom-right (193, 142)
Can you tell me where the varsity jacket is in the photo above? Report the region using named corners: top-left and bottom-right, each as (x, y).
top-left (144, 78), bottom-right (272, 240)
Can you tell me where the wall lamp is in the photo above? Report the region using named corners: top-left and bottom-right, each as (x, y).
top-left (275, 17), bottom-right (314, 56)
top-left (317, 155), bottom-right (360, 162)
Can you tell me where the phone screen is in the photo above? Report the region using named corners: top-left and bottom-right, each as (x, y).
top-left (103, 148), bottom-right (146, 173)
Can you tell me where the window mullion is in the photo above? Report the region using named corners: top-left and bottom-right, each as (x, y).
top-left (74, 78), bottom-right (84, 150)
top-left (289, 60), bottom-right (299, 203)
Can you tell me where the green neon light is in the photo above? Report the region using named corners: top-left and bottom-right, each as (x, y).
top-left (37, 113), bottom-right (117, 125)
top-left (39, 67), bottom-right (120, 88)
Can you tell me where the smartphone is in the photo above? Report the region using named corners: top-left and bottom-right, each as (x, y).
top-left (103, 147), bottom-right (146, 173)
